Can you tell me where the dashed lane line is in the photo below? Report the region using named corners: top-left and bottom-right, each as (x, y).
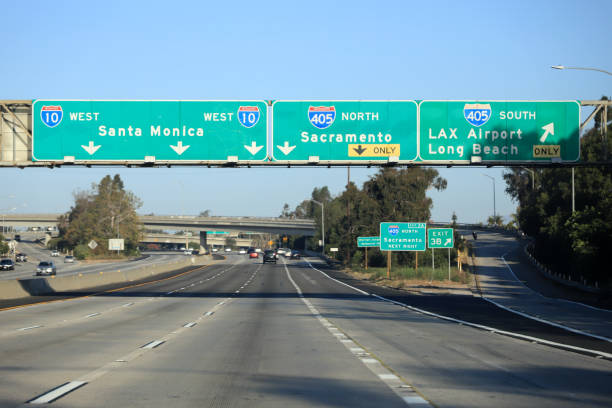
top-left (302, 258), bottom-right (612, 361)
top-left (283, 259), bottom-right (434, 407)
top-left (24, 263), bottom-right (262, 404)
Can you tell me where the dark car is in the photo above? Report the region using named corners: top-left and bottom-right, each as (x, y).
top-left (16, 253), bottom-right (27, 262)
top-left (263, 250), bottom-right (277, 264)
top-left (290, 250), bottom-right (301, 259)
top-left (1, 259), bottom-right (15, 270)
top-left (36, 261), bottom-right (56, 276)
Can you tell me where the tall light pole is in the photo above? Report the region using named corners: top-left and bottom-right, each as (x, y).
top-left (551, 64), bottom-right (611, 212)
top-left (309, 199), bottom-right (325, 254)
top-left (1, 207), bottom-right (17, 236)
top-left (551, 65), bottom-right (612, 76)
top-left (482, 174), bottom-right (496, 223)
top-left (520, 167), bottom-right (535, 190)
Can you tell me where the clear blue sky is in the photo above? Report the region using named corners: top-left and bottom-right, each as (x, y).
top-left (2, 0), bottom-right (611, 223)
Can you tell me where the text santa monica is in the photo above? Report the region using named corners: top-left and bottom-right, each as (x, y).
top-left (98, 125), bottom-right (205, 137)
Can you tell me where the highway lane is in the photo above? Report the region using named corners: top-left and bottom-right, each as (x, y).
top-left (0, 255), bottom-right (609, 407)
top-left (467, 230), bottom-right (612, 340)
top-left (1, 239), bottom-right (186, 280)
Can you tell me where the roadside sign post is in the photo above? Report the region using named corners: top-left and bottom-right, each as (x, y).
top-left (380, 222), bottom-right (426, 279)
top-left (357, 236), bottom-right (380, 270)
top-left (428, 228), bottom-right (454, 281)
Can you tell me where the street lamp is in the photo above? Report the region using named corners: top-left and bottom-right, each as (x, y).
top-left (551, 65), bottom-right (612, 76)
top-left (551, 64), bottom-right (611, 212)
top-left (1, 207), bottom-right (17, 235)
top-left (520, 167), bottom-right (535, 190)
top-left (482, 174), bottom-right (496, 223)
top-left (309, 199), bottom-right (325, 254)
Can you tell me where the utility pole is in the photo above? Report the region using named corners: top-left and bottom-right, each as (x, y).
top-left (346, 167), bottom-right (351, 266)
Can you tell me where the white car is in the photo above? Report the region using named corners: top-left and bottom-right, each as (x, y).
top-left (51, 250), bottom-right (59, 257)
top-left (225, 248), bottom-right (232, 252)
top-left (212, 248), bottom-right (219, 252)
top-left (183, 249), bottom-right (193, 255)
top-left (239, 249), bottom-right (246, 254)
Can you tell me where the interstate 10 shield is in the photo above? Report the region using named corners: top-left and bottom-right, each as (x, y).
top-left (40, 105), bottom-right (63, 128)
top-left (237, 106), bottom-right (260, 128)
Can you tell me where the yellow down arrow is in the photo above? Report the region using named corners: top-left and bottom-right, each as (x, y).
top-left (348, 144), bottom-right (400, 157)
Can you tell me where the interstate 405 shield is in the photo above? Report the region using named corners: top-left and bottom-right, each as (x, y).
top-left (419, 101), bottom-right (580, 163)
top-left (272, 101), bottom-right (418, 163)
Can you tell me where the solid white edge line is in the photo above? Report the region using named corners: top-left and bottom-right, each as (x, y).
top-left (28, 381), bottom-right (87, 404)
top-left (283, 259), bottom-right (434, 407)
top-left (515, 247), bottom-right (612, 313)
top-left (303, 255), bottom-right (612, 360)
top-left (371, 294), bottom-right (612, 360)
top-left (18, 325), bottom-right (42, 331)
top-left (303, 258), bottom-right (369, 295)
top-left (481, 296), bottom-right (612, 343)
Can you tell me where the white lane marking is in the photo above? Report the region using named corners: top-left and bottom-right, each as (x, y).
top-left (283, 259), bottom-right (432, 406)
top-left (494, 254), bottom-right (612, 342)
top-left (141, 340), bottom-right (165, 349)
top-left (205, 311), bottom-right (214, 316)
top-left (85, 313), bottom-right (100, 318)
top-left (28, 381), bottom-right (87, 404)
top-left (18, 325), bottom-right (42, 331)
top-left (304, 255), bottom-right (612, 360)
top-left (516, 247), bottom-right (612, 313)
top-left (361, 358), bottom-right (378, 364)
top-left (183, 322), bottom-right (197, 328)
top-left (372, 294), bottom-right (612, 361)
top-left (482, 296), bottom-right (612, 343)
top-left (303, 258), bottom-right (369, 295)
top-left (403, 396), bottom-right (430, 405)
top-left (122, 303), bottom-right (134, 307)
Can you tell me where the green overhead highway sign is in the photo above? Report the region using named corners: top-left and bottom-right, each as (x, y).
top-left (418, 101), bottom-right (580, 163)
top-left (32, 100), bottom-right (268, 163)
top-left (380, 222), bottom-right (426, 251)
top-left (357, 236), bottom-right (380, 247)
top-left (427, 228), bottom-right (454, 249)
top-left (271, 101), bottom-right (418, 163)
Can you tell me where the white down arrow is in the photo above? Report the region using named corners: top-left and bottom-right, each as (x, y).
top-left (244, 141), bottom-right (263, 155)
top-left (170, 141), bottom-right (190, 155)
top-left (277, 141), bottom-right (296, 155)
top-left (81, 141), bottom-right (101, 155)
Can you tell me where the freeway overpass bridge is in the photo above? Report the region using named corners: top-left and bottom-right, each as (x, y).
top-left (1, 214), bottom-right (316, 236)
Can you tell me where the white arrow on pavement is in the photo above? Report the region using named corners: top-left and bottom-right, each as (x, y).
top-left (277, 141), bottom-right (296, 156)
top-left (170, 141), bottom-right (190, 155)
top-left (540, 122), bottom-right (555, 143)
top-left (81, 141), bottom-right (101, 155)
top-left (244, 141), bottom-right (263, 155)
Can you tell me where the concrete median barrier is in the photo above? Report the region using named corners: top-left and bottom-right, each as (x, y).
top-left (0, 255), bottom-right (212, 300)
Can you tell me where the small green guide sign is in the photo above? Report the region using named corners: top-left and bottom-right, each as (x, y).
top-left (357, 236), bottom-right (380, 247)
top-left (272, 101), bottom-right (418, 163)
top-left (379, 222), bottom-right (426, 251)
top-left (32, 100), bottom-right (268, 162)
top-left (419, 101), bottom-right (580, 163)
top-left (427, 228), bottom-right (454, 249)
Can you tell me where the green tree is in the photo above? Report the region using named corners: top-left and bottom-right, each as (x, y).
top-left (503, 116), bottom-right (612, 287)
top-left (0, 233), bottom-right (8, 255)
top-left (59, 174), bottom-right (142, 258)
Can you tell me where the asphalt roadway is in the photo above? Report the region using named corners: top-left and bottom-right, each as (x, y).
top-left (0, 251), bottom-right (610, 408)
top-left (1, 239), bottom-right (186, 280)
